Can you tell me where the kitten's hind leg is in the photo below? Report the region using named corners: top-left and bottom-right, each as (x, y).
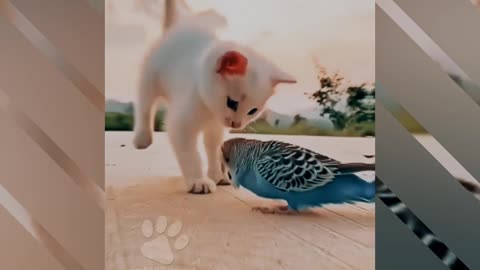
top-left (204, 123), bottom-right (230, 186)
top-left (133, 79), bottom-right (159, 149)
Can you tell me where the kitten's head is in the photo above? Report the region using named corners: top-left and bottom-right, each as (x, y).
top-left (199, 45), bottom-right (296, 130)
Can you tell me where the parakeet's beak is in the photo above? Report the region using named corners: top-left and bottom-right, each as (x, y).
top-left (232, 182), bottom-right (240, 189)
top-left (226, 171), bottom-right (239, 189)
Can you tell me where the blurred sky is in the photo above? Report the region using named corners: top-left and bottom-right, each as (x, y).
top-left (106, 0), bottom-right (374, 114)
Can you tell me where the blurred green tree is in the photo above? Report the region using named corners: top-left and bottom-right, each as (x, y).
top-left (105, 110), bottom-right (165, 131)
top-left (308, 56), bottom-right (375, 136)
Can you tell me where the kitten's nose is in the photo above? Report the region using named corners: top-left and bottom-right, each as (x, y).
top-left (231, 121), bottom-right (241, 129)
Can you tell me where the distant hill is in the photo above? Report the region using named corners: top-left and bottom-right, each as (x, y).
top-left (106, 99), bottom-right (167, 113)
top-left (260, 109), bottom-right (294, 128)
top-left (261, 108), bottom-right (334, 130)
top-left (106, 99), bottom-right (334, 130)
top-left (106, 99), bottom-right (133, 113)
top-left (295, 107), bottom-right (335, 130)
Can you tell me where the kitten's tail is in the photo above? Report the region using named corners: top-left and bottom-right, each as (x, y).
top-left (163, 0), bottom-right (227, 31)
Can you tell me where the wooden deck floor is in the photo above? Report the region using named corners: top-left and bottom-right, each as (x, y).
top-left (106, 132), bottom-right (375, 270)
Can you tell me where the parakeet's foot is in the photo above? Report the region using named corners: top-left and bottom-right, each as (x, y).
top-left (216, 178), bottom-right (231, 186)
top-left (187, 178), bottom-right (217, 194)
top-left (251, 205), bottom-right (298, 215)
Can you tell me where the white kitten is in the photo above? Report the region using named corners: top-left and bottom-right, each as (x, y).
top-left (133, 0), bottom-right (296, 194)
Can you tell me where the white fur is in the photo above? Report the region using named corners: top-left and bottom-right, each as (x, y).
top-left (133, 1), bottom-right (296, 193)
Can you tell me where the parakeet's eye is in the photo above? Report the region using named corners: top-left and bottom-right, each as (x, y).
top-left (222, 148), bottom-right (230, 163)
top-left (247, 108), bottom-right (258, 115)
top-left (226, 96), bottom-right (238, 112)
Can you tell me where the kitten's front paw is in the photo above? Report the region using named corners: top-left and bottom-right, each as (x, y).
top-left (133, 130), bottom-right (152, 149)
top-left (187, 178), bottom-right (217, 194)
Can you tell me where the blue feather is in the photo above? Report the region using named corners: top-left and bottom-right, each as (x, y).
top-left (222, 138), bottom-right (375, 211)
top-left (236, 169), bottom-right (374, 211)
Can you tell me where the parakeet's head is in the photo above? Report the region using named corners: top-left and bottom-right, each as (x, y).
top-left (220, 138), bottom-right (251, 187)
top-left (221, 138), bottom-right (247, 164)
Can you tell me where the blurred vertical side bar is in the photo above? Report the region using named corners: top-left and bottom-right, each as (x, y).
top-left (0, 1), bottom-right (105, 270)
top-left (376, 0), bottom-right (480, 269)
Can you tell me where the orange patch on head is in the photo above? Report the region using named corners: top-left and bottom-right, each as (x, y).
top-left (216, 50), bottom-right (248, 76)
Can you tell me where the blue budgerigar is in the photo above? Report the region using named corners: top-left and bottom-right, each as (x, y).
top-left (221, 138), bottom-right (375, 214)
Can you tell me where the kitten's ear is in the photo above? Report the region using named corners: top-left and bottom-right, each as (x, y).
top-left (271, 68), bottom-right (297, 85)
top-left (216, 50), bottom-right (248, 76)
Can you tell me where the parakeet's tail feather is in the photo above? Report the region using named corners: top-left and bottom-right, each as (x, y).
top-left (336, 163), bottom-right (375, 173)
top-left (289, 175), bottom-right (375, 210)
top-left (357, 180), bottom-right (376, 202)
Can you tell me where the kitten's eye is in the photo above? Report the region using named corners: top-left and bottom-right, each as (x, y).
top-left (226, 96), bottom-right (238, 112)
top-left (247, 108), bottom-right (258, 115)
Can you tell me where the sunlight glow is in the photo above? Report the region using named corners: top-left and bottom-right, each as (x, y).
top-left (106, 0), bottom-right (374, 114)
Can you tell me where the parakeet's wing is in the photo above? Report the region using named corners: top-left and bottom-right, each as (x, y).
top-left (255, 141), bottom-right (341, 192)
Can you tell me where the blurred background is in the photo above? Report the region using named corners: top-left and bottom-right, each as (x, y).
top-left (105, 0), bottom-right (376, 136)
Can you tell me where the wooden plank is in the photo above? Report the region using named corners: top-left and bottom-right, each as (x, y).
top-left (105, 132), bottom-right (376, 270)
